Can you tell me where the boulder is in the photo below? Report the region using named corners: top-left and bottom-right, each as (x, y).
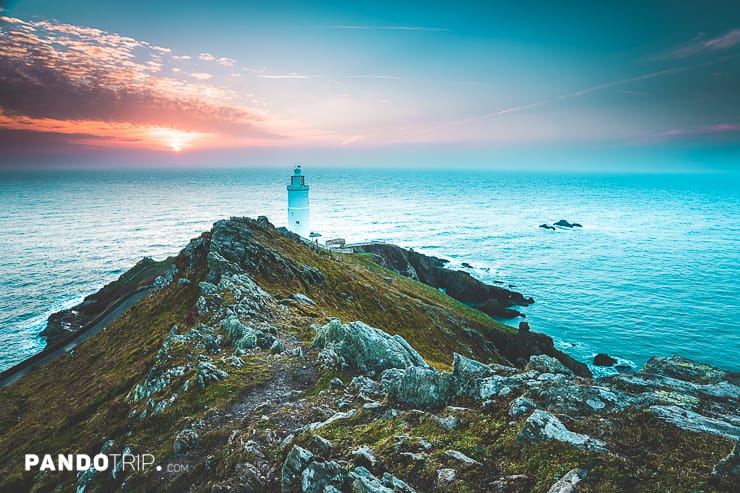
top-left (308, 435), bottom-right (333, 456)
top-left (281, 445), bottom-right (314, 492)
top-left (434, 415), bottom-right (459, 430)
top-left (526, 354), bottom-right (575, 376)
top-left (546, 468), bottom-right (587, 493)
top-left (152, 264), bottom-right (178, 293)
top-left (349, 467), bottom-right (393, 493)
top-left (479, 373), bottom-right (534, 400)
top-left (173, 428), bottom-right (199, 455)
top-left (642, 355), bottom-right (732, 385)
top-left (351, 445), bottom-right (378, 470)
top-left (196, 360), bottom-right (229, 388)
top-left (301, 460), bottom-right (346, 493)
top-left (494, 329), bottom-right (592, 378)
top-left (445, 450), bottom-right (482, 466)
top-left (525, 384), bottom-right (629, 415)
top-left (452, 353), bottom-right (495, 397)
top-left (313, 320), bottom-right (430, 376)
top-left (436, 468), bottom-right (456, 486)
top-left (350, 375), bottom-right (386, 397)
top-left (304, 410), bottom-right (357, 433)
top-left (381, 472), bottom-right (416, 493)
top-left (517, 410), bottom-right (608, 452)
top-left (382, 366), bottom-right (454, 409)
top-left (291, 293), bottom-right (316, 306)
top-left (234, 462), bottom-right (263, 491)
top-left (509, 396), bottom-right (539, 418)
top-left (649, 405), bottom-right (740, 440)
top-left (593, 353), bottom-right (616, 366)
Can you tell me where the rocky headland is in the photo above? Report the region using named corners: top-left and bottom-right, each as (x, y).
top-left (0, 216), bottom-right (737, 492)
top-left (40, 257), bottom-right (173, 346)
top-left (352, 242), bottom-right (534, 320)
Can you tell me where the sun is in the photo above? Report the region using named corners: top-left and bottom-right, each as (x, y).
top-left (147, 127), bottom-right (206, 152)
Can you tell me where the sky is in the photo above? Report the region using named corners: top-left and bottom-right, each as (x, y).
top-left (0, 0), bottom-right (739, 170)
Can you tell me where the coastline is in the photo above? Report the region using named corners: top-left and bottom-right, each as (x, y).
top-left (0, 287), bottom-right (150, 388)
top-left (1, 216), bottom-right (737, 492)
top-left (3, 230), bottom-right (733, 384)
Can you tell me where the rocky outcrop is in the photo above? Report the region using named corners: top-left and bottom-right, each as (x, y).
top-left (382, 366), bottom-right (454, 409)
top-left (642, 355), bottom-right (736, 385)
top-left (152, 264), bottom-right (178, 293)
top-left (8, 216), bottom-right (738, 493)
top-left (353, 242), bottom-right (533, 318)
top-left (517, 410), bottom-right (608, 451)
top-left (42, 257), bottom-right (170, 345)
top-left (313, 320), bottom-right (429, 376)
top-left (347, 243), bottom-right (590, 377)
top-left (481, 326), bottom-right (592, 378)
top-left (525, 354), bottom-right (574, 376)
top-left (452, 353), bottom-right (496, 397)
top-left (281, 445), bottom-right (415, 493)
top-left (313, 320), bottom-right (595, 410)
top-left (207, 218), bottom-right (325, 288)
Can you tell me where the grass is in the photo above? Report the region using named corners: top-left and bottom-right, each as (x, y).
top-left (1, 218), bottom-right (731, 493)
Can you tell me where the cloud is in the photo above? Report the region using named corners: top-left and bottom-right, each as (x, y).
top-left (190, 72), bottom-right (213, 80)
top-left (197, 52), bottom-right (236, 66)
top-left (558, 68), bottom-right (679, 99)
top-left (475, 67), bottom-right (682, 119)
top-left (484, 103), bottom-right (539, 117)
top-left (343, 75), bottom-right (400, 80)
top-left (326, 25), bottom-right (448, 32)
top-left (257, 73), bottom-right (316, 79)
top-left (654, 123), bottom-right (740, 139)
top-left (658, 28), bottom-right (740, 59)
top-left (0, 15), bottom-right (288, 151)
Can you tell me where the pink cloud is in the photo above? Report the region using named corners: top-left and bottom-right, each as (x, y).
top-left (0, 15), bottom-right (298, 151)
top-left (190, 72), bottom-right (213, 81)
top-left (257, 73), bottom-right (316, 79)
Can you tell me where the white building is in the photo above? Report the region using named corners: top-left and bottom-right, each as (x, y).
top-left (287, 165), bottom-right (310, 237)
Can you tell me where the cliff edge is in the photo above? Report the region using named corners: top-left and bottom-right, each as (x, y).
top-left (0, 217), bottom-right (736, 493)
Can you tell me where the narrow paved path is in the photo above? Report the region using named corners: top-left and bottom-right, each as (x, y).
top-left (0, 289), bottom-right (149, 389)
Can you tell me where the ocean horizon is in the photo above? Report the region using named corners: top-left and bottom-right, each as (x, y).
top-left (1, 167), bottom-right (739, 374)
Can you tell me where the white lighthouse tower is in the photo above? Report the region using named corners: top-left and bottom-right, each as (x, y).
top-left (287, 165), bottom-right (310, 237)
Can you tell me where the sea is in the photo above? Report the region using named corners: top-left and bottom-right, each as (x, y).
top-left (1, 168), bottom-right (739, 375)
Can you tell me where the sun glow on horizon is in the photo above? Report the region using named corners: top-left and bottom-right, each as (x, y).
top-left (147, 127), bottom-right (209, 152)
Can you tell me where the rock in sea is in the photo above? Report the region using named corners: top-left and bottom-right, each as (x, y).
top-left (594, 353), bottom-right (617, 366)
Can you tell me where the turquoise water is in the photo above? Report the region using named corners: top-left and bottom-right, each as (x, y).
top-left (1, 168), bottom-right (738, 374)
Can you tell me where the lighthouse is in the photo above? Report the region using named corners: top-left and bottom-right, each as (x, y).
top-left (287, 165), bottom-right (310, 237)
